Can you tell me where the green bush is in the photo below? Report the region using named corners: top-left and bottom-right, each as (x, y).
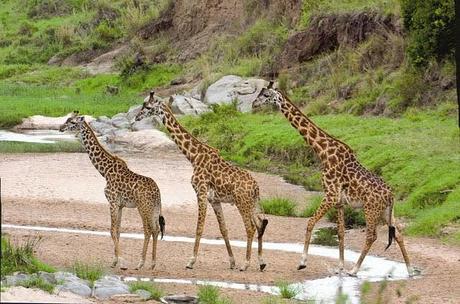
top-left (18, 276), bottom-right (55, 293)
top-left (260, 197), bottom-right (297, 217)
top-left (401, 0), bottom-right (455, 66)
top-left (275, 281), bottom-right (300, 299)
top-left (327, 206), bottom-right (366, 228)
top-left (312, 227), bottom-right (339, 246)
top-left (197, 285), bottom-right (232, 304)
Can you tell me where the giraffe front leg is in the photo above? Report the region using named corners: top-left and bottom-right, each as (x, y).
top-left (298, 194), bottom-right (335, 270)
top-left (109, 205), bottom-right (125, 269)
top-left (186, 184), bottom-right (208, 270)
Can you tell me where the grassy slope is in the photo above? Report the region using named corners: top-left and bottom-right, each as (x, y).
top-left (181, 105), bottom-right (460, 241)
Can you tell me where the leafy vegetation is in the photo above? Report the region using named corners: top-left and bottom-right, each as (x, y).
top-left (275, 281), bottom-right (300, 299)
top-left (197, 285), bottom-right (232, 304)
top-left (312, 227), bottom-right (339, 246)
top-left (260, 197), bottom-right (297, 217)
top-left (401, 0), bottom-right (455, 66)
top-left (72, 261), bottom-right (104, 287)
top-left (1, 235), bottom-right (55, 278)
top-left (129, 281), bottom-right (164, 301)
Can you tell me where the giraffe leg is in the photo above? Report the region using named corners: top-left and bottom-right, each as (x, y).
top-left (240, 215), bottom-right (256, 272)
top-left (298, 194), bottom-right (335, 270)
top-left (255, 214), bottom-right (268, 271)
top-left (150, 227), bottom-right (159, 270)
top-left (186, 184), bottom-right (208, 269)
top-left (348, 222), bottom-right (377, 276)
top-left (337, 205), bottom-right (345, 272)
top-left (210, 202), bottom-right (235, 269)
top-left (109, 205), bottom-right (125, 269)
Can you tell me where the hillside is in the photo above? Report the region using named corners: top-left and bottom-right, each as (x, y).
top-left (0, 0), bottom-right (458, 243)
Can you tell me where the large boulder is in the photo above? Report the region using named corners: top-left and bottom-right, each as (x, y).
top-left (111, 129), bottom-right (175, 152)
top-left (170, 94), bottom-right (209, 115)
top-left (93, 276), bottom-right (130, 299)
top-left (110, 113), bottom-right (130, 129)
top-left (15, 114), bottom-right (94, 130)
top-left (54, 272), bottom-right (91, 298)
top-left (204, 75), bottom-right (268, 112)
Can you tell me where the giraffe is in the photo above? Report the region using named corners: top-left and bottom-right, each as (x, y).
top-left (59, 111), bottom-right (165, 271)
top-left (135, 92), bottom-right (268, 271)
top-left (253, 82), bottom-right (414, 276)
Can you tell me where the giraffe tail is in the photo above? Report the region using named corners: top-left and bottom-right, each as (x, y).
top-left (159, 215), bottom-right (165, 240)
top-left (385, 199), bottom-right (395, 251)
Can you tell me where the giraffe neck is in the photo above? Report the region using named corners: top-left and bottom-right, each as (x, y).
top-left (78, 121), bottom-right (117, 177)
top-left (161, 105), bottom-right (211, 163)
top-left (278, 93), bottom-right (348, 160)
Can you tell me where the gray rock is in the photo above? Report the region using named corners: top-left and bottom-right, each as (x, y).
top-left (126, 105), bottom-right (142, 122)
top-left (97, 116), bottom-right (112, 124)
top-left (111, 129), bottom-right (175, 152)
top-left (111, 113), bottom-right (130, 129)
top-left (132, 117), bottom-right (157, 131)
top-left (161, 294), bottom-right (199, 304)
top-left (170, 94), bottom-right (209, 116)
top-left (4, 273), bottom-right (31, 286)
top-left (204, 75), bottom-right (268, 112)
top-left (135, 289), bottom-right (152, 300)
top-left (93, 276), bottom-right (130, 299)
top-left (90, 120), bottom-right (116, 136)
top-left (184, 82), bottom-right (203, 100)
top-left (38, 271), bottom-right (57, 285)
top-left (54, 271), bottom-right (91, 298)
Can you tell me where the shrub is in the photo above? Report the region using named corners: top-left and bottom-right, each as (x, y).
top-left (275, 281), bottom-right (300, 299)
top-left (72, 261), bottom-right (104, 287)
top-left (401, 0), bottom-right (455, 66)
top-left (301, 194), bottom-right (323, 218)
top-left (312, 227), bottom-right (338, 246)
top-left (260, 197), bottom-right (297, 217)
top-left (129, 281), bottom-right (164, 300)
top-left (197, 285), bottom-right (232, 304)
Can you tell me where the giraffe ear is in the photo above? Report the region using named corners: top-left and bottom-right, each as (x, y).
top-left (267, 81), bottom-right (274, 89)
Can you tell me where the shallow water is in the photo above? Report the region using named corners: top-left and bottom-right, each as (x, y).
top-left (0, 130), bottom-right (76, 144)
top-left (3, 223), bottom-right (414, 303)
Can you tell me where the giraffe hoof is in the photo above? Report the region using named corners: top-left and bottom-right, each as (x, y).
top-left (347, 271), bottom-right (358, 277)
top-left (120, 265), bottom-right (128, 271)
top-left (297, 265), bottom-right (306, 271)
top-left (259, 263), bottom-right (267, 271)
top-left (186, 265), bottom-right (194, 270)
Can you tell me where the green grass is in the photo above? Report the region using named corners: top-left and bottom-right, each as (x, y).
top-left (0, 141), bottom-right (83, 153)
top-left (129, 281), bottom-right (164, 300)
top-left (1, 235), bottom-right (56, 278)
top-left (181, 104), bottom-right (460, 240)
top-left (72, 261), bottom-right (104, 287)
top-left (312, 228), bottom-right (339, 246)
top-left (17, 276), bottom-right (55, 293)
top-left (197, 285), bottom-right (232, 304)
top-left (260, 197), bottom-right (297, 217)
top-left (275, 281), bottom-right (300, 299)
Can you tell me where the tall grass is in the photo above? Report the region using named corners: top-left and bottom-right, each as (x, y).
top-left (0, 141), bottom-right (83, 153)
top-left (1, 234), bottom-right (55, 278)
top-left (129, 281), bottom-right (164, 300)
top-left (275, 281), bottom-right (300, 299)
top-left (197, 285), bottom-right (232, 304)
top-left (18, 276), bottom-right (55, 293)
top-left (260, 197), bottom-right (297, 217)
top-left (72, 261), bottom-right (104, 287)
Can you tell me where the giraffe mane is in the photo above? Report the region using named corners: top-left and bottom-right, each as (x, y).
top-left (84, 121), bottom-right (127, 165)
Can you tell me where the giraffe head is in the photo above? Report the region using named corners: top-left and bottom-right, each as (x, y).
top-left (59, 111), bottom-right (84, 132)
top-left (252, 81), bottom-right (284, 111)
top-left (135, 91), bottom-right (165, 121)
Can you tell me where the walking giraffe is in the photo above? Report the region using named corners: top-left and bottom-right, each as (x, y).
top-left (135, 92), bottom-right (268, 271)
top-left (253, 82), bottom-right (414, 276)
top-left (60, 111), bottom-right (165, 271)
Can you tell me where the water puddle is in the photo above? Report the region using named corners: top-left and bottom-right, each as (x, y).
top-left (3, 224), bottom-right (415, 303)
top-left (0, 130), bottom-right (76, 144)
